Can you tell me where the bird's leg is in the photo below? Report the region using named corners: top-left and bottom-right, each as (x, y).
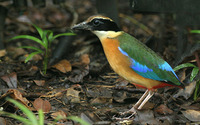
top-left (119, 89), bottom-right (149, 115)
top-left (125, 89), bottom-right (149, 114)
top-left (134, 89), bottom-right (149, 108)
top-left (113, 90), bottom-right (150, 120)
top-left (137, 90), bottom-right (154, 110)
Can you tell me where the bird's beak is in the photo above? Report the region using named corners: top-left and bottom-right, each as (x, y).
top-left (71, 21), bottom-right (92, 31)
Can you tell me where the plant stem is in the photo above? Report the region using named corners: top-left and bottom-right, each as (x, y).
top-left (43, 49), bottom-right (48, 75)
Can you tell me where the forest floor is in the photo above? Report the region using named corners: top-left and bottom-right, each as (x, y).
top-left (0, 0), bottom-right (200, 125)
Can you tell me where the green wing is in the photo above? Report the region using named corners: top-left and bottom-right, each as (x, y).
top-left (117, 32), bottom-right (182, 86)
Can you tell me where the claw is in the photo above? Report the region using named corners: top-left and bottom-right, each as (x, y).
top-left (113, 90), bottom-right (155, 120)
top-left (112, 107), bottom-right (137, 120)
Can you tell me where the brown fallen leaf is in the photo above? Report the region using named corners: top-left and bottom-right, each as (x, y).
top-left (52, 59), bottom-right (72, 73)
top-left (40, 88), bottom-right (67, 98)
top-left (155, 104), bottom-right (173, 115)
top-left (90, 97), bottom-right (112, 105)
top-left (1, 89), bottom-right (34, 111)
top-left (24, 53), bottom-right (42, 62)
top-left (33, 98), bottom-right (51, 113)
top-left (134, 110), bottom-right (160, 124)
top-left (6, 47), bottom-right (27, 59)
top-left (0, 117), bottom-right (7, 125)
top-left (173, 81), bottom-right (196, 99)
top-left (68, 65), bottom-right (89, 83)
top-left (182, 109), bottom-right (200, 122)
top-left (51, 110), bottom-right (67, 121)
top-left (66, 84), bottom-right (84, 103)
top-left (0, 49), bottom-right (6, 57)
top-left (1, 72), bottom-right (17, 88)
top-left (81, 54), bottom-right (90, 65)
top-left (33, 80), bottom-right (45, 86)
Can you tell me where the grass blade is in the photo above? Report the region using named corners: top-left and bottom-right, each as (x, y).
top-left (0, 111), bottom-right (32, 125)
top-left (53, 33), bottom-right (76, 40)
top-left (25, 51), bottom-right (42, 63)
top-left (10, 35), bottom-right (46, 49)
top-left (173, 63), bottom-right (196, 71)
top-left (67, 116), bottom-right (90, 125)
top-left (32, 24), bottom-right (44, 40)
top-left (6, 98), bottom-right (38, 125)
top-left (20, 46), bottom-right (43, 53)
top-left (190, 67), bottom-right (199, 81)
top-left (194, 81), bottom-right (200, 101)
top-left (190, 30), bottom-right (200, 34)
top-left (38, 110), bottom-right (44, 125)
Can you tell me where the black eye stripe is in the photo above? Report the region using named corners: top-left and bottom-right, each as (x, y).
top-left (88, 19), bottom-right (121, 32)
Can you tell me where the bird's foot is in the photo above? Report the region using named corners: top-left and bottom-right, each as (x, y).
top-left (112, 107), bottom-right (137, 120)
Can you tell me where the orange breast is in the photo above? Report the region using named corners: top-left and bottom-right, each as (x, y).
top-left (100, 38), bottom-right (163, 89)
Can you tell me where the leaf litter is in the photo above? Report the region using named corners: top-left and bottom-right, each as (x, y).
top-left (0, 0), bottom-right (200, 124)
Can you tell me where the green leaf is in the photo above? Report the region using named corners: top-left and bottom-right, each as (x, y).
top-left (10, 35), bottom-right (46, 49)
top-left (190, 30), bottom-right (200, 34)
top-left (38, 110), bottom-right (44, 125)
top-left (173, 63), bottom-right (197, 71)
top-left (194, 81), bottom-right (200, 101)
top-left (20, 46), bottom-right (43, 53)
top-left (32, 24), bottom-right (44, 40)
top-left (6, 98), bottom-right (38, 125)
top-left (53, 32), bottom-right (76, 40)
top-left (190, 67), bottom-right (199, 81)
top-left (25, 51), bottom-right (42, 63)
top-left (0, 111), bottom-right (32, 125)
top-left (41, 30), bottom-right (48, 48)
top-left (48, 31), bottom-right (54, 42)
top-left (67, 116), bottom-right (90, 125)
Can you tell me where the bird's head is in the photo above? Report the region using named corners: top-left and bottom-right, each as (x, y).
top-left (72, 15), bottom-right (121, 39)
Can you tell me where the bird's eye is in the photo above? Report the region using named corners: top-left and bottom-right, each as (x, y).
top-left (93, 19), bottom-right (101, 26)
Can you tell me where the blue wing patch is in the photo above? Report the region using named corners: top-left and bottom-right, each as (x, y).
top-left (158, 62), bottom-right (179, 79)
top-left (118, 47), bottom-right (178, 81)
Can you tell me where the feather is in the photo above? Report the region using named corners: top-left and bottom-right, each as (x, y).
top-left (117, 32), bottom-right (182, 86)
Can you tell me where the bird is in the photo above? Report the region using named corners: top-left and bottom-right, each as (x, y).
top-left (72, 15), bottom-right (184, 117)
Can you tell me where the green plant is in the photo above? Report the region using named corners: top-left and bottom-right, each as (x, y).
top-left (10, 24), bottom-right (75, 75)
top-left (0, 98), bottom-right (90, 125)
top-left (0, 98), bottom-right (44, 125)
top-left (174, 63), bottom-right (200, 101)
top-left (193, 81), bottom-right (200, 101)
top-left (190, 30), bottom-right (200, 43)
top-left (174, 63), bottom-right (199, 82)
top-left (190, 30), bottom-right (200, 34)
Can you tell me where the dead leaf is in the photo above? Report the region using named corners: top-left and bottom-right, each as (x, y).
top-left (6, 47), bottom-right (27, 59)
top-left (90, 97), bottom-right (112, 105)
top-left (1, 72), bottom-right (17, 88)
top-left (51, 110), bottom-right (67, 121)
top-left (1, 89), bottom-right (34, 110)
top-left (0, 117), bottom-right (7, 125)
top-left (40, 88), bottom-right (67, 98)
top-left (52, 59), bottom-right (72, 73)
top-left (155, 104), bottom-right (173, 115)
top-left (80, 112), bottom-right (103, 125)
top-left (115, 77), bottom-right (129, 87)
top-left (66, 85), bottom-right (84, 103)
top-left (134, 110), bottom-right (160, 124)
top-left (24, 53), bottom-right (42, 62)
top-left (0, 49), bottom-right (6, 57)
top-left (182, 110), bottom-right (200, 122)
top-left (173, 81), bottom-right (196, 99)
top-left (29, 66), bottom-right (39, 75)
top-left (33, 98), bottom-right (51, 113)
top-left (68, 66), bottom-right (89, 83)
top-left (81, 54), bottom-right (90, 65)
top-left (33, 80), bottom-right (45, 86)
